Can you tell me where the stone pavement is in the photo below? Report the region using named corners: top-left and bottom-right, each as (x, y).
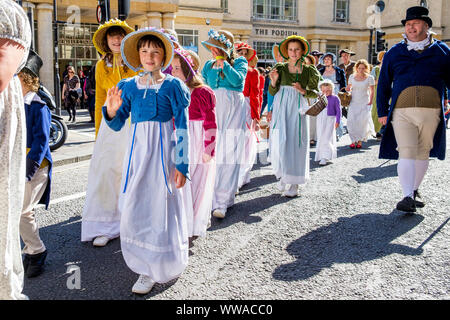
top-left (51, 109), bottom-right (96, 167)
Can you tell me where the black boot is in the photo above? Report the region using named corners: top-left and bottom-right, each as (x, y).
top-left (413, 190), bottom-right (425, 208)
top-left (25, 250), bottom-right (47, 278)
top-left (396, 197), bottom-right (416, 213)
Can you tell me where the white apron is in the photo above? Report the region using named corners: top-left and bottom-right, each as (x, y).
top-left (212, 88), bottom-right (246, 212)
top-left (314, 108), bottom-right (337, 162)
top-left (187, 121), bottom-right (216, 237)
top-left (0, 76), bottom-right (28, 300)
top-left (81, 117), bottom-right (129, 241)
top-left (119, 121), bottom-right (189, 283)
top-left (238, 97), bottom-right (258, 189)
top-left (270, 86), bottom-right (310, 185)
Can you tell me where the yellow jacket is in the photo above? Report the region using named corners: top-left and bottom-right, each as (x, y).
top-left (95, 59), bottom-right (137, 137)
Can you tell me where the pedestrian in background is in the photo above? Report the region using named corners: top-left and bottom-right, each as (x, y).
top-left (171, 48), bottom-right (217, 244)
top-left (78, 69), bottom-right (86, 109)
top-left (371, 50), bottom-right (386, 140)
top-left (84, 65), bottom-right (96, 123)
top-left (81, 19), bottom-right (136, 247)
top-left (346, 59), bottom-right (375, 149)
top-left (377, 6), bottom-right (450, 213)
top-left (103, 28), bottom-right (191, 295)
top-left (267, 35), bottom-right (320, 197)
top-left (17, 50), bottom-right (52, 279)
top-left (61, 65), bottom-right (80, 123)
top-left (201, 29), bottom-right (247, 219)
top-left (0, 0), bottom-right (31, 300)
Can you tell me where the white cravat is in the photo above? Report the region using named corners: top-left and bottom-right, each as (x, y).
top-left (403, 32), bottom-right (432, 51)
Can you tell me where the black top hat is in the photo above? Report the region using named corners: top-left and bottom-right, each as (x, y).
top-left (22, 50), bottom-right (43, 78)
top-left (401, 6), bottom-right (432, 27)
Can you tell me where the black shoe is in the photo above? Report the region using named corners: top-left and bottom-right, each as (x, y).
top-left (25, 250), bottom-right (47, 278)
top-left (23, 255), bottom-right (30, 273)
top-left (396, 197), bottom-right (417, 213)
top-left (68, 116), bottom-right (72, 122)
top-left (413, 190), bottom-right (425, 208)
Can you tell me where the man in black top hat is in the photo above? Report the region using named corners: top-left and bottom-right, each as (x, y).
top-left (377, 6), bottom-right (450, 214)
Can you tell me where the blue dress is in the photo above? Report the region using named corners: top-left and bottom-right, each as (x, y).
top-left (103, 74), bottom-right (192, 283)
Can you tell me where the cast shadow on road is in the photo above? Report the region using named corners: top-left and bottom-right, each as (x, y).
top-left (22, 216), bottom-right (178, 300)
top-left (273, 211), bottom-right (425, 282)
top-left (351, 161), bottom-right (397, 184)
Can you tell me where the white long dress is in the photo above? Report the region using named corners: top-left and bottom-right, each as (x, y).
top-left (238, 97), bottom-right (258, 189)
top-left (212, 88), bottom-right (246, 213)
top-left (347, 74), bottom-right (375, 143)
top-left (81, 118), bottom-right (129, 242)
top-left (314, 107), bottom-right (337, 162)
top-left (0, 0), bottom-right (31, 300)
top-left (270, 86), bottom-right (310, 185)
top-left (118, 81), bottom-right (190, 283)
top-left (187, 121), bottom-right (216, 237)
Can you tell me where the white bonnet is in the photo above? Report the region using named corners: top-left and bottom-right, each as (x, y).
top-left (0, 0), bottom-right (32, 72)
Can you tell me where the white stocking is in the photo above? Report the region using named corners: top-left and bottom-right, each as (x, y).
top-left (397, 158), bottom-right (415, 198)
top-left (414, 159), bottom-right (429, 191)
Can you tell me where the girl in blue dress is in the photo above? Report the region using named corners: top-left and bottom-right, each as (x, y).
top-left (103, 28), bottom-right (191, 295)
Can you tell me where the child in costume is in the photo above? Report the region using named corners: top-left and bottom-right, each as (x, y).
top-left (17, 50), bottom-right (52, 278)
top-left (235, 42), bottom-right (260, 189)
top-left (201, 29), bottom-right (247, 219)
top-left (171, 48), bottom-right (217, 241)
top-left (104, 28), bottom-right (191, 295)
top-left (314, 79), bottom-right (341, 166)
top-left (81, 19), bottom-right (137, 247)
top-left (267, 35), bottom-right (320, 197)
top-left (0, 0), bottom-right (31, 300)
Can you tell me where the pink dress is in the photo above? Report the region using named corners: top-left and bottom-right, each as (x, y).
top-left (186, 86), bottom-right (217, 237)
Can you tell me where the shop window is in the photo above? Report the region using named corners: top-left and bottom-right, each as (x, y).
top-left (253, 41), bottom-right (277, 63)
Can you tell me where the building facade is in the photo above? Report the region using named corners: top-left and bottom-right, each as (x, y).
top-left (22, 0), bottom-right (449, 94)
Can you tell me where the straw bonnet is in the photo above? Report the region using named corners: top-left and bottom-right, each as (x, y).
top-left (272, 44), bottom-right (282, 62)
top-left (201, 29), bottom-right (234, 58)
top-left (377, 50), bottom-right (386, 63)
top-left (318, 78), bottom-right (335, 91)
top-left (248, 55), bottom-right (258, 68)
top-left (174, 47), bottom-right (196, 78)
top-left (279, 35), bottom-right (310, 61)
top-left (186, 50), bottom-right (201, 72)
top-left (120, 27), bottom-right (174, 72)
top-left (235, 41), bottom-right (256, 62)
top-left (92, 18), bottom-right (134, 55)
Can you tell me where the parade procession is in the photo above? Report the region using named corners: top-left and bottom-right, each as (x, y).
top-left (1, 0), bottom-right (450, 303)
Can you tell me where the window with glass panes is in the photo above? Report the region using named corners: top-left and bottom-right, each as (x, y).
top-left (253, 0), bottom-right (297, 21)
top-left (325, 44), bottom-right (340, 59)
top-left (221, 0), bottom-right (228, 12)
top-left (176, 29), bottom-right (199, 53)
top-left (57, 22), bottom-right (99, 79)
top-left (253, 41), bottom-right (277, 62)
top-left (334, 0), bottom-right (349, 23)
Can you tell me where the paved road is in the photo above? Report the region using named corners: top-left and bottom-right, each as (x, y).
top-left (22, 125), bottom-right (450, 300)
